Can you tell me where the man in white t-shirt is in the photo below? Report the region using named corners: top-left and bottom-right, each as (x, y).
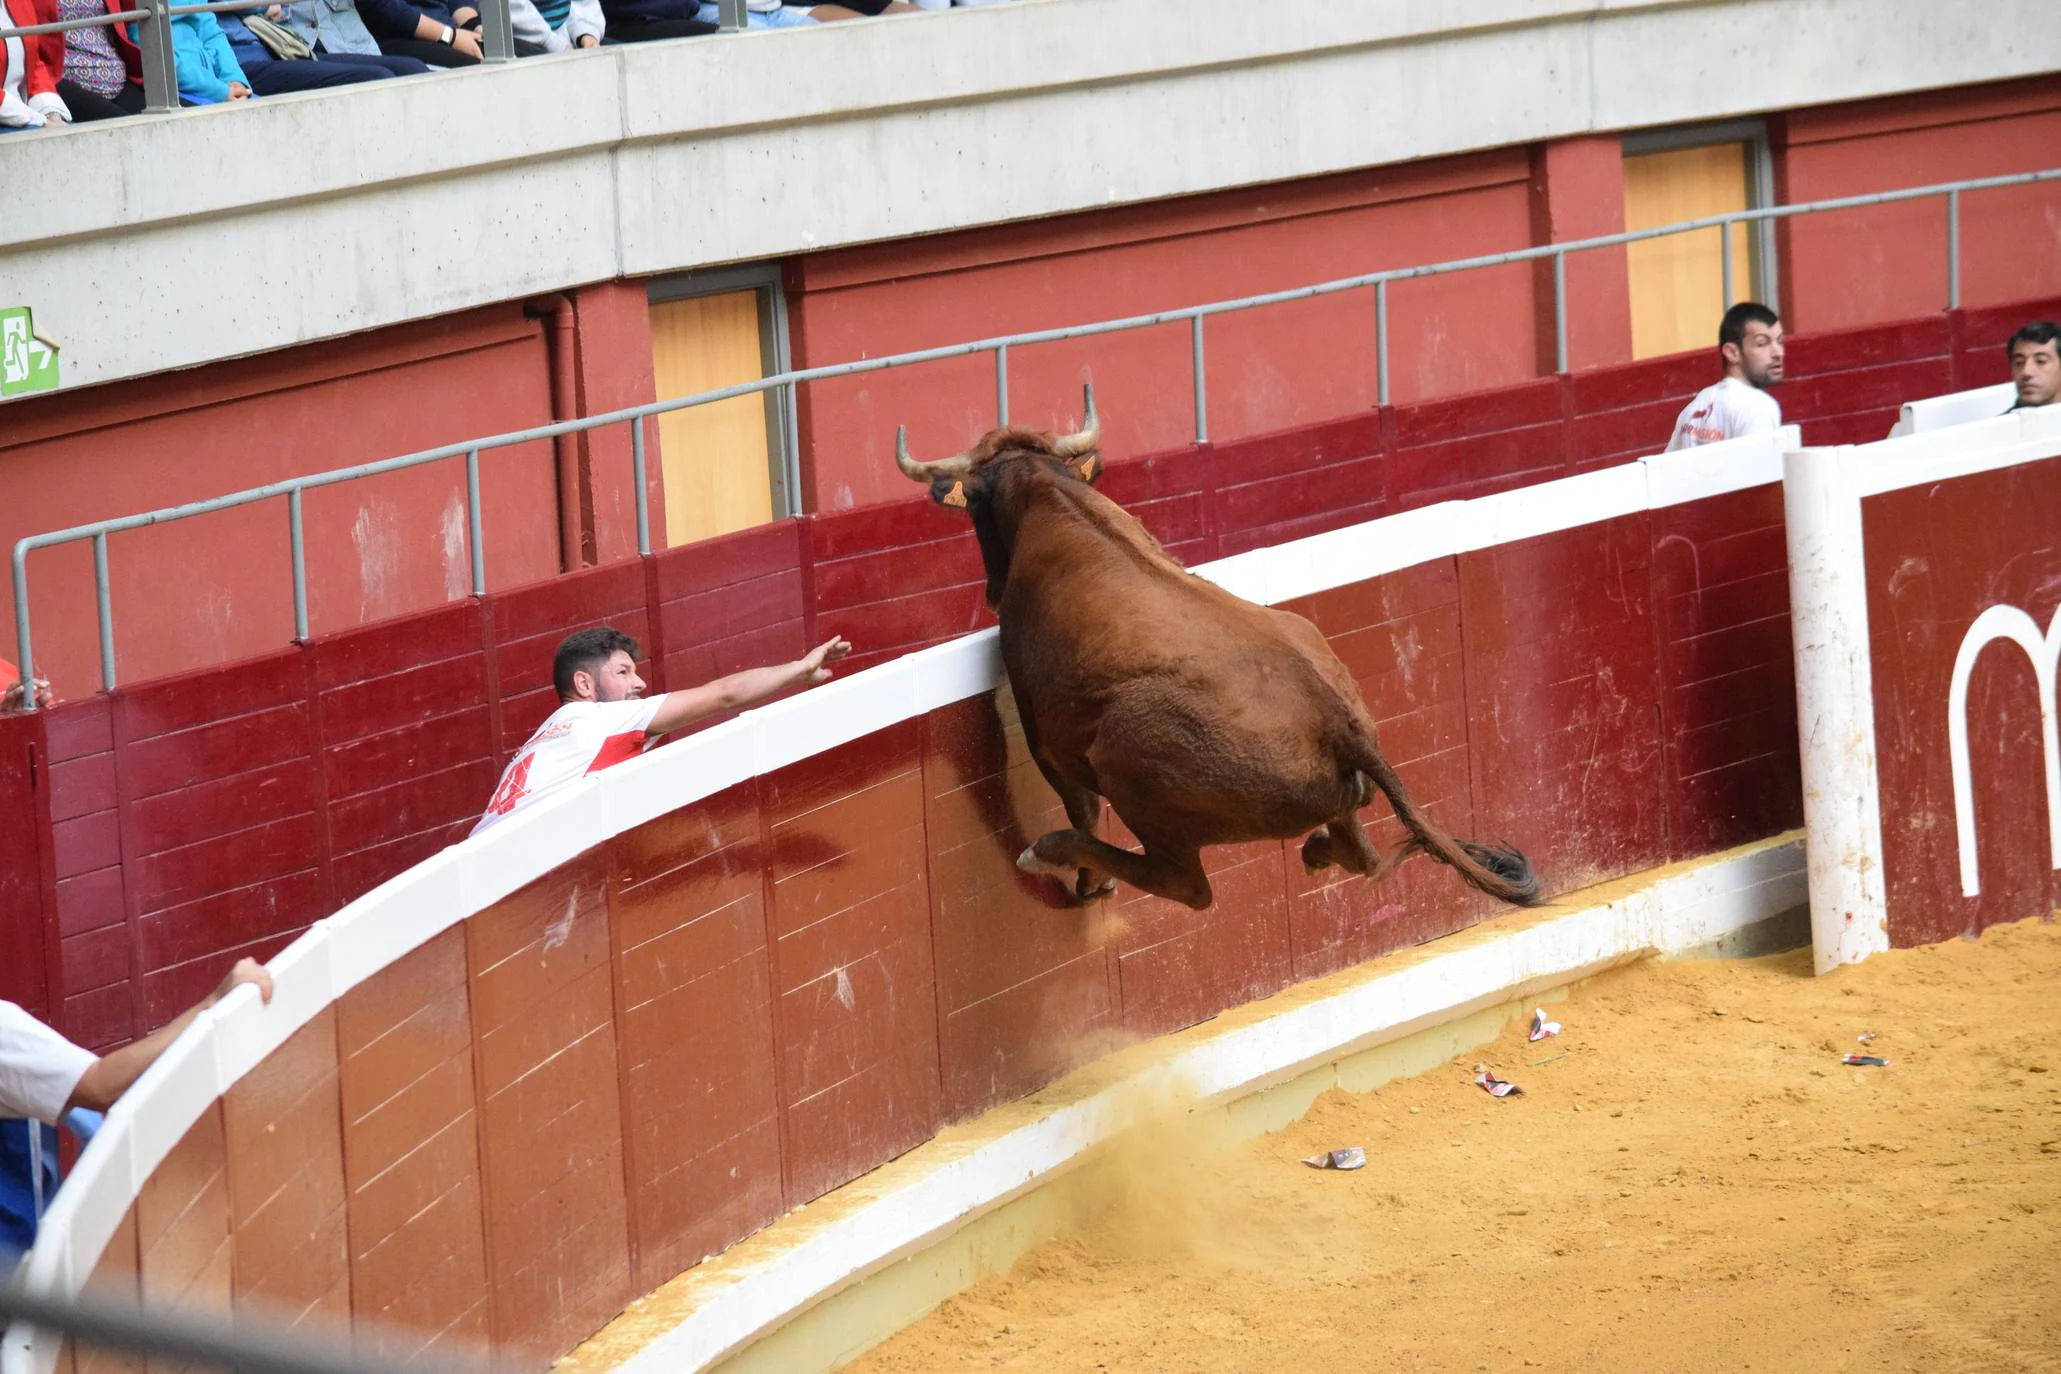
top-left (3, 960), bottom-right (272, 1263)
top-left (1664, 302), bottom-right (1786, 452)
top-left (472, 625), bottom-right (853, 835)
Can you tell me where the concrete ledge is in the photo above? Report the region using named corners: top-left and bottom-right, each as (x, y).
top-left (576, 832), bottom-right (1807, 1374)
top-left (7, 0), bottom-right (2058, 394)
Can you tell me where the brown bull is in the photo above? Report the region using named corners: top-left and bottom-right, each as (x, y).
top-left (894, 389), bottom-right (1541, 912)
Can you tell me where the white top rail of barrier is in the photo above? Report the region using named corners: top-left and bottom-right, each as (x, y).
top-left (0, 424), bottom-right (1799, 1374)
top-left (1887, 381), bottom-right (2018, 438)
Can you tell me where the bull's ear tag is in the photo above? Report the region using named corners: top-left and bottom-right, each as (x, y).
top-left (1071, 455), bottom-right (1101, 484)
top-left (942, 481), bottom-right (968, 508)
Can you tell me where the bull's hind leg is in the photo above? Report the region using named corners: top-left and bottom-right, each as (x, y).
top-left (1301, 809), bottom-right (1420, 883)
top-left (1019, 831), bottom-right (1213, 910)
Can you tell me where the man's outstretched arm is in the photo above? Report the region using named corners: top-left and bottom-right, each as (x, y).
top-left (65, 960), bottom-right (274, 1114)
top-left (645, 636), bottom-right (853, 739)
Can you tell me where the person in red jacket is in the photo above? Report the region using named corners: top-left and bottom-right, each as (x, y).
top-left (0, 0), bottom-right (66, 130)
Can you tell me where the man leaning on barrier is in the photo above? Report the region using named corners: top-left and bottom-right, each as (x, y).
top-left (2, 961), bottom-right (274, 1269)
top-left (471, 625), bottom-right (852, 835)
top-left (2005, 322), bottom-right (2060, 411)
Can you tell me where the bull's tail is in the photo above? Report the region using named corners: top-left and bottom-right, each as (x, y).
top-left (1342, 733), bottom-right (1543, 908)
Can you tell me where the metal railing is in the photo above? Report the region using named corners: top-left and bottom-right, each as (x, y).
top-left (11, 166), bottom-right (2060, 700)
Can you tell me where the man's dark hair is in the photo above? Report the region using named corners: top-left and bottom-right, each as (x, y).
top-left (1719, 302), bottom-right (1780, 354)
top-left (554, 627), bottom-right (639, 700)
top-left (2006, 321), bottom-right (2061, 355)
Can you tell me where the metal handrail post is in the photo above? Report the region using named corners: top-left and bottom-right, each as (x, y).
top-left (92, 532), bottom-right (115, 692)
top-left (1552, 251), bottom-right (1569, 375)
top-left (289, 487), bottom-right (309, 641)
top-left (136, 1), bottom-right (178, 112)
top-left (1375, 278), bottom-right (1390, 407)
top-left (478, 0), bottom-right (513, 62)
top-left (1720, 219), bottom-right (1735, 309)
top-left (630, 422), bottom-right (651, 557)
top-left (11, 542), bottom-right (34, 709)
top-left (1190, 315), bottom-right (1208, 444)
top-left (1946, 188), bottom-right (1962, 310)
top-left (466, 450), bottom-right (486, 595)
top-left (994, 344), bottom-right (1009, 427)
top-left (717, 0), bottom-right (745, 30)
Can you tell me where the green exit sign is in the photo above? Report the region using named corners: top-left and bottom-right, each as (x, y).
top-left (1, 307), bottom-right (60, 398)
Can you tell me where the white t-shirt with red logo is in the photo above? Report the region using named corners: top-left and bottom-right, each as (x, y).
top-left (1663, 376), bottom-right (1782, 452)
top-left (472, 697), bottom-right (663, 836)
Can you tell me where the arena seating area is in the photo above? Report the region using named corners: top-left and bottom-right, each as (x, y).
top-left (0, 0), bottom-right (1012, 130)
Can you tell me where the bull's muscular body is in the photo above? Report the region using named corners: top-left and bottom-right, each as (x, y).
top-left (898, 397), bottom-right (1540, 912)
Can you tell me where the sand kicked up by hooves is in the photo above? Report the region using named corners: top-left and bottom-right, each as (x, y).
top-left (850, 917), bottom-right (2061, 1373)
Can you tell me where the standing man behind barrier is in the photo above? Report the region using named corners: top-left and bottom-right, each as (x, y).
top-left (472, 626), bottom-right (852, 835)
top-left (1664, 302), bottom-right (1786, 451)
top-left (2005, 322), bottom-right (2060, 411)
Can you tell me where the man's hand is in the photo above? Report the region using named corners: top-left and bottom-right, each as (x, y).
top-left (227, 83), bottom-right (252, 100)
top-left (65, 958), bottom-right (274, 1113)
top-left (0, 678), bottom-right (55, 714)
top-left (451, 25), bottom-right (483, 57)
top-left (800, 636), bottom-right (853, 685)
top-left (205, 958), bottom-right (274, 1010)
top-left (575, 31), bottom-right (598, 47)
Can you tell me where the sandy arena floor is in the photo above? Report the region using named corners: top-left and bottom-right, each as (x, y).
top-left (846, 917), bottom-right (2061, 1373)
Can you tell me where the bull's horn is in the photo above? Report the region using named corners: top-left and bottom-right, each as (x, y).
top-left (1052, 384), bottom-right (1101, 457)
top-left (895, 425), bottom-right (976, 482)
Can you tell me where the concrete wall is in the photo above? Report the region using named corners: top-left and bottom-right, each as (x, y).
top-left (5, 0), bottom-right (2058, 398)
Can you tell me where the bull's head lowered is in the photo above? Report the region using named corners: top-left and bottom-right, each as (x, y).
top-left (893, 386), bottom-right (1104, 608)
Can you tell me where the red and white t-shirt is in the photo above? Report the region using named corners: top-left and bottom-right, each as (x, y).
top-left (1664, 377), bottom-right (1782, 451)
top-left (472, 697), bottom-right (662, 835)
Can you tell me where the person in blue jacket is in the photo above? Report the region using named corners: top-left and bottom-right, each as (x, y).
top-left (170, 10), bottom-right (256, 103)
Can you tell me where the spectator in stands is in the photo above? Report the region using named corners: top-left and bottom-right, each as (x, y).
top-left (597, 0), bottom-right (714, 45)
top-left (676, 1), bottom-right (918, 29)
top-left (2, 960), bottom-right (272, 1267)
top-left (170, 11), bottom-right (256, 103)
top-left (508, 0), bottom-right (601, 54)
top-left (0, 0), bottom-right (66, 130)
top-left (471, 626), bottom-right (852, 835)
top-left (361, 0), bottom-right (484, 65)
top-left (2006, 321), bottom-right (2060, 411)
top-left (219, 3), bottom-right (431, 91)
top-left (53, 0), bottom-right (149, 120)
top-left (1663, 301), bottom-right (1785, 452)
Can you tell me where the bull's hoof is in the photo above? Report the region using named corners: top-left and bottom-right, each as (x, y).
top-left (1301, 828), bottom-right (1337, 874)
top-left (1075, 872), bottom-right (1117, 903)
top-left (1017, 845), bottom-right (1075, 881)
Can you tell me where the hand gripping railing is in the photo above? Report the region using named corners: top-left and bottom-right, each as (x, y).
top-left (10, 166), bottom-right (2060, 699)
